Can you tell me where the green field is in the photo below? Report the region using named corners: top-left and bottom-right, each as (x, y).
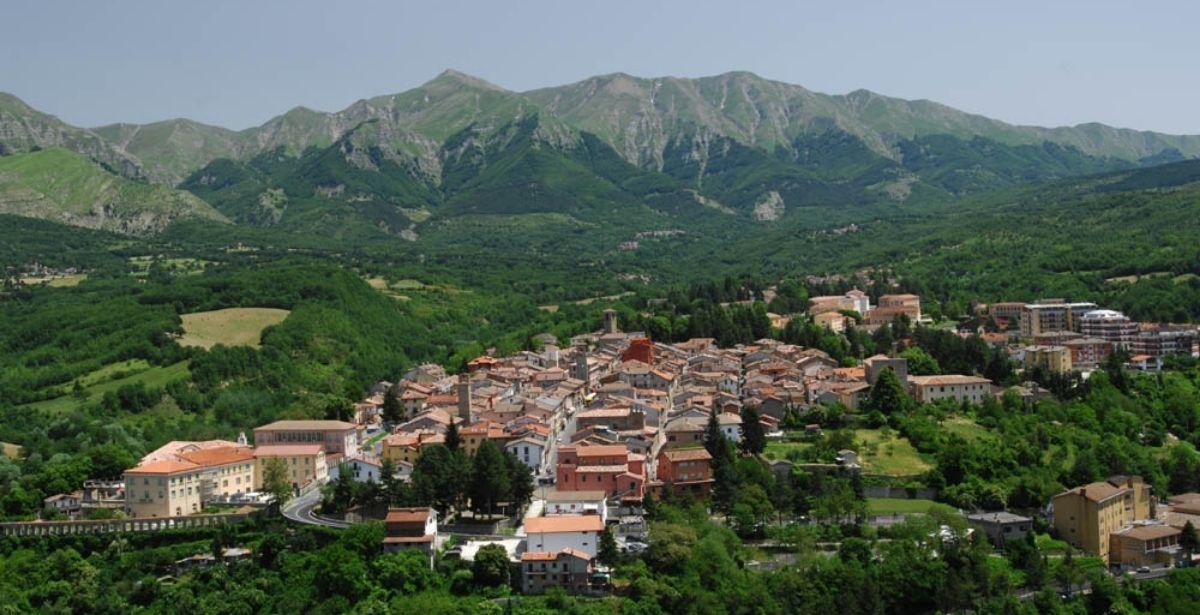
top-left (19, 273), bottom-right (87, 287)
top-left (855, 429), bottom-right (933, 476)
top-left (23, 360), bottom-right (191, 414)
top-left (940, 417), bottom-right (993, 441)
top-left (764, 438), bottom-right (813, 460)
top-left (178, 307), bottom-right (291, 349)
top-left (866, 498), bottom-right (958, 516)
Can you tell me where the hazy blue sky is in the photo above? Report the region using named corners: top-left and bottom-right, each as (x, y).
top-left (5, 0), bottom-right (1198, 133)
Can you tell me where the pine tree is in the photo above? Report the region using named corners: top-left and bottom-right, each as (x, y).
top-left (598, 528), bottom-right (619, 566)
top-left (711, 442), bottom-right (738, 516)
top-left (262, 457), bottom-right (293, 511)
top-left (505, 454), bottom-right (535, 514)
top-left (1182, 520), bottom-right (1199, 555)
top-left (469, 440), bottom-right (510, 517)
top-left (381, 389), bottom-right (403, 425)
top-left (704, 407), bottom-right (725, 459)
top-left (739, 405), bottom-right (766, 456)
top-left (445, 420), bottom-right (462, 453)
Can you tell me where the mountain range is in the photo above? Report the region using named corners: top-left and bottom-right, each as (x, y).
top-left (2, 69), bottom-right (1199, 234)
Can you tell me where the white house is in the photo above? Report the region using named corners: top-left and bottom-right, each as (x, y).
top-left (543, 489), bottom-right (608, 524)
top-left (524, 514), bottom-right (604, 557)
top-left (505, 436), bottom-right (547, 472)
top-left (718, 413), bottom-right (743, 443)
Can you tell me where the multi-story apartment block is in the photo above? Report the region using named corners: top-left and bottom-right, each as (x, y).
top-left (1079, 309), bottom-right (1138, 349)
top-left (1051, 475), bottom-right (1152, 562)
top-left (1019, 301), bottom-right (1098, 337)
top-left (1023, 345), bottom-right (1073, 375)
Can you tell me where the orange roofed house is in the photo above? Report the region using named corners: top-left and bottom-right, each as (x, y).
top-left (654, 448), bottom-right (714, 497)
top-left (555, 444), bottom-right (645, 499)
top-left (525, 514), bottom-right (605, 557)
top-left (382, 507), bottom-right (439, 567)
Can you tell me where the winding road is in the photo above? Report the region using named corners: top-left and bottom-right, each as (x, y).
top-left (281, 487), bottom-right (350, 529)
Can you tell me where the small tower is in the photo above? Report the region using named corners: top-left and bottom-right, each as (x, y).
top-left (456, 373), bottom-right (472, 423)
top-left (603, 309), bottom-right (619, 335)
top-left (236, 431), bottom-right (248, 447)
top-left (573, 350), bottom-right (590, 388)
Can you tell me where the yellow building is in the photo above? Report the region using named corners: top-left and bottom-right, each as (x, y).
top-left (382, 431), bottom-right (444, 465)
top-left (124, 460), bottom-right (203, 518)
top-left (1051, 476), bottom-right (1152, 561)
top-left (124, 445), bottom-right (258, 518)
top-left (253, 444), bottom-right (328, 490)
top-left (1024, 345), bottom-right (1073, 375)
top-left (176, 446), bottom-right (256, 501)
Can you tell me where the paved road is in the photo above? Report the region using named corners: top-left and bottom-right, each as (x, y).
top-left (281, 487), bottom-right (350, 529)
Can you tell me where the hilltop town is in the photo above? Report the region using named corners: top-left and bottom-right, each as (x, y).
top-left (23, 291), bottom-right (1200, 600)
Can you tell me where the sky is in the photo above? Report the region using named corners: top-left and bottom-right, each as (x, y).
top-left (4, 0), bottom-right (1199, 133)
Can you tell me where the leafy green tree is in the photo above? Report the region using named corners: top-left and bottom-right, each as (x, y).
top-left (472, 544), bottom-right (511, 587)
top-left (313, 545), bottom-right (370, 600)
top-left (739, 405), bottom-right (766, 456)
top-left (374, 550), bottom-right (435, 595)
top-left (262, 457), bottom-right (293, 509)
top-left (866, 367), bottom-right (910, 416)
top-left (411, 444), bottom-right (467, 516)
top-left (899, 347), bottom-right (940, 375)
top-left (380, 457), bottom-right (409, 506)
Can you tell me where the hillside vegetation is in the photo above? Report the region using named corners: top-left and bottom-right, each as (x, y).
top-left (0, 148), bottom-right (226, 234)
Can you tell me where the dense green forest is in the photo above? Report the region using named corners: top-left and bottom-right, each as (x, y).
top-left (2, 503), bottom-right (1200, 614)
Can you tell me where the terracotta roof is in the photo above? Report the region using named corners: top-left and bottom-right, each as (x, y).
top-left (255, 420), bottom-right (356, 431)
top-left (577, 407), bottom-right (633, 419)
top-left (1117, 524), bottom-right (1180, 541)
top-left (142, 439), bottom-right (241, 463)
top-left (1061, 481), bottom-right (1123, 502)
top-left (566, 444), bottom-right (628, 457)
top-left (383, 535), bottom-right (434, 544)
top-left (908, 375), bottom-right (992, 386)
top-left (660, 448), bottom-right (712, 462)
top-left (525, 515), bottom-right (604, 533)
top-left (544, 489), bottom-right (607, 502)
top-left (176, 446), bottom-right (255, 467)
top-left (386, 507), bottom-right (434, 524)
top-left (574, 465), bottom-right (630, 473)
top-left (521, 548), bottom-right (592, 561)
top-left (253, 444), bottom-right (324, 457)
top-left (126, 459), bottom-right (199, 475)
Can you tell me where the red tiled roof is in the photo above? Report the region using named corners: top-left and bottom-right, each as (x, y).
top-left (525, 515), bottom-right (604, 533)
top-left (386, 507), bottom-right (433, 524)
top-left (126, 460), bottom-right (198, 475)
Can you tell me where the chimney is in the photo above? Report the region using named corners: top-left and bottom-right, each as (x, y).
top-left (603, 309), bottom-right (618, 335)
top-left (457, 373), bottom-right (472, 423)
